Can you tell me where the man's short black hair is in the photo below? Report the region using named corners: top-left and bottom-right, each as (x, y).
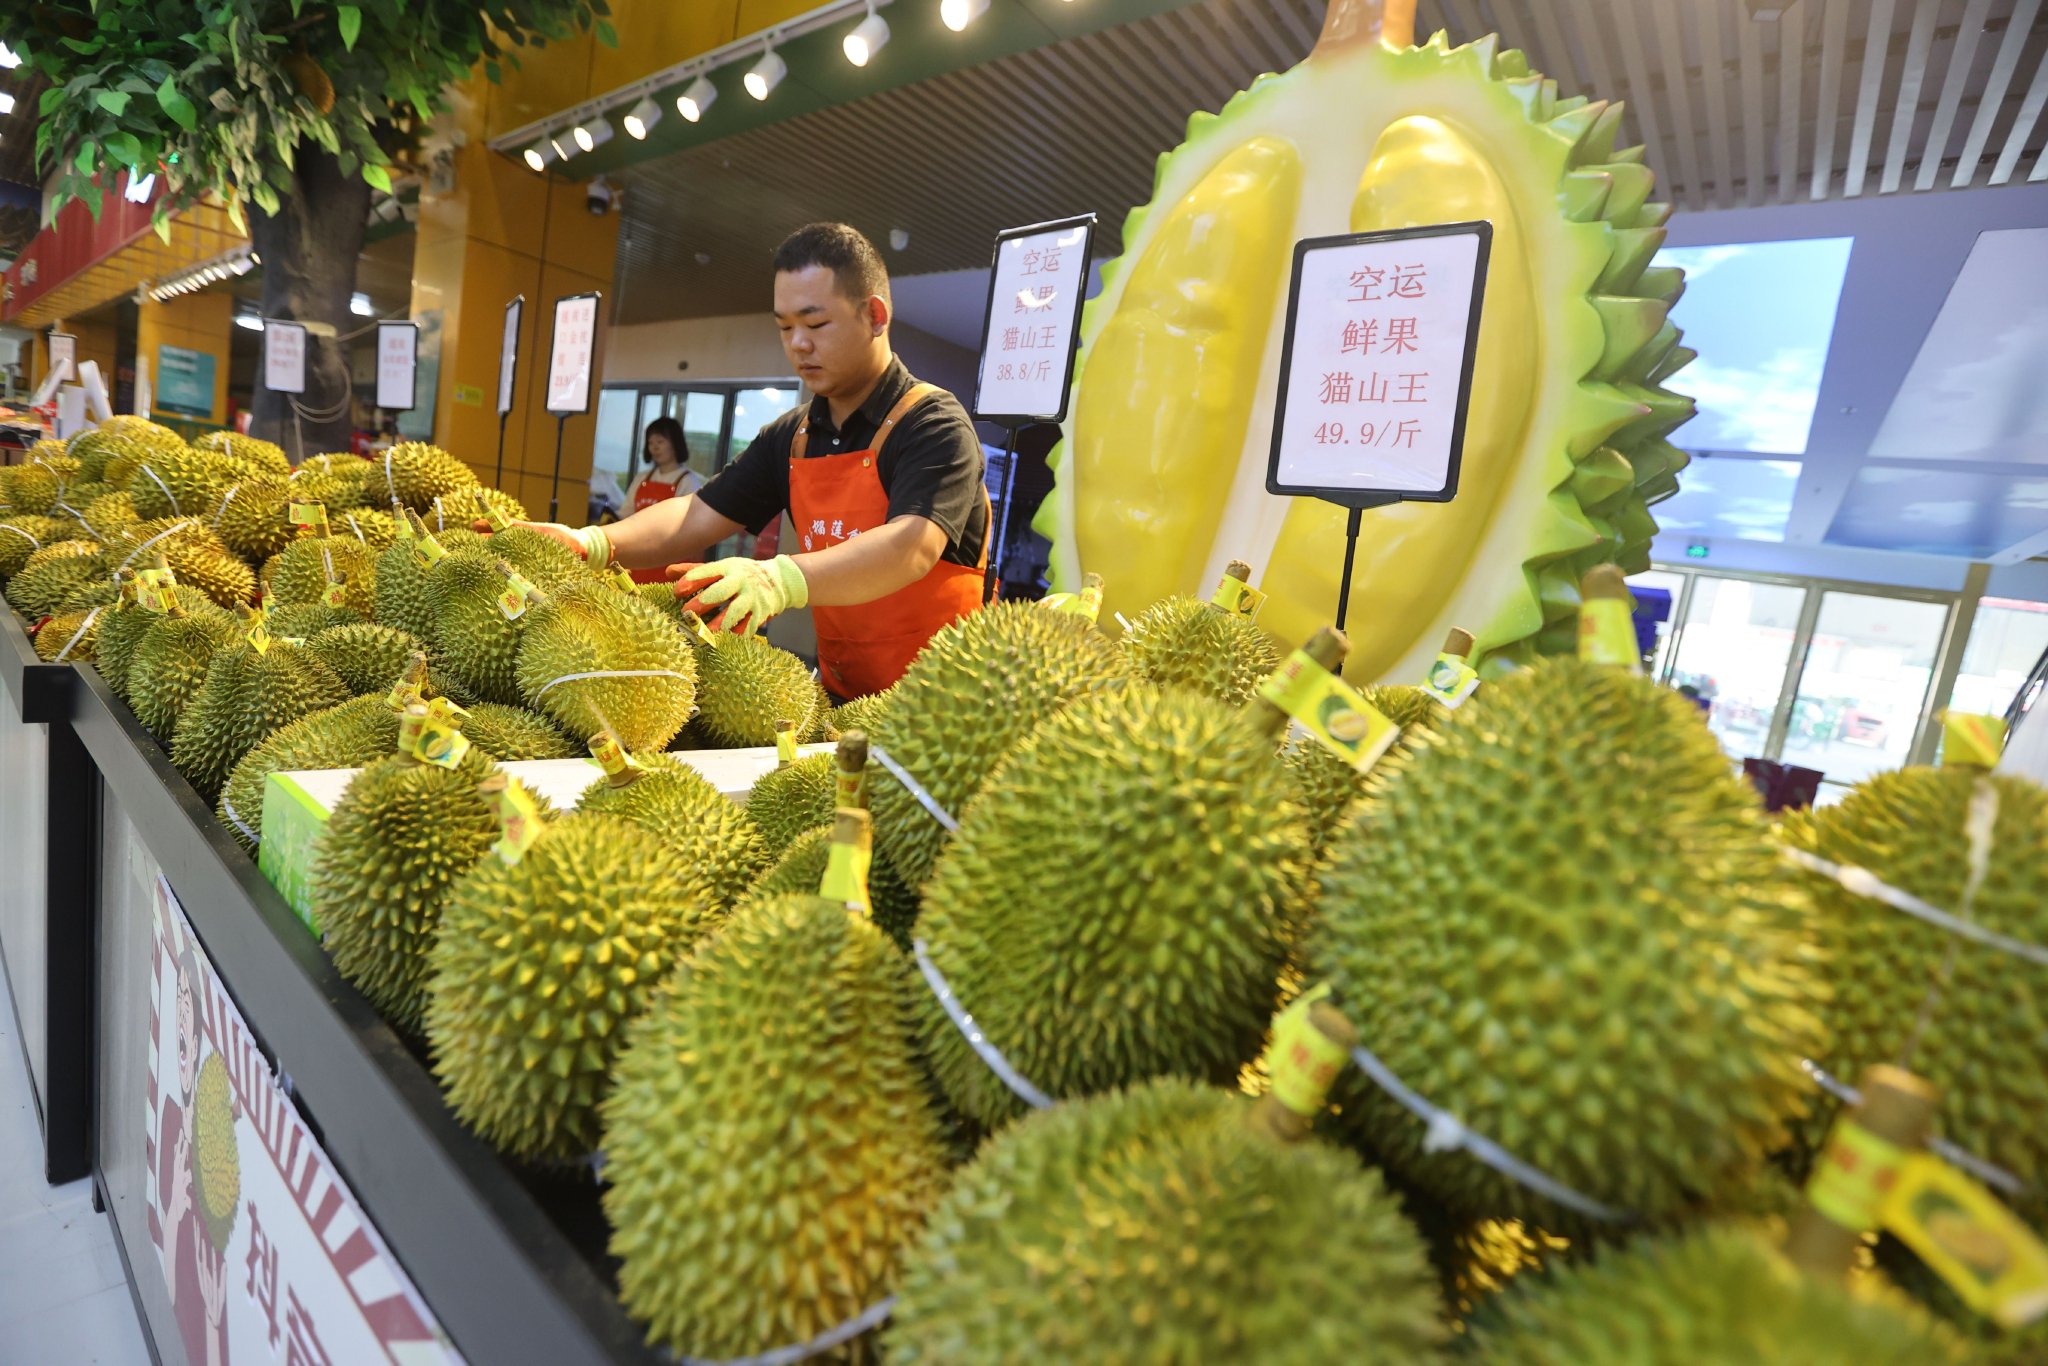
top-left (773, 222), bottom-right (890, 307)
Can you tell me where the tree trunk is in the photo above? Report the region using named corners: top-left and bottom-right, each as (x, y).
top-left (248, 147), bottom-right (372, 461)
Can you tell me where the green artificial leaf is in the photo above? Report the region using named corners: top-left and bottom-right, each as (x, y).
top-left (60, 36), bottom-right (103, 56)
top-left (157, 75), bottom-right (198, 131)
top-left (595, 18), bottom-right (617, 48)
top-left (40, 87), bottom-right (66, 117)
top-left (363, 162), bottom-right (392, 192)
top-left (485, 59), bottom-right (502, 83)
top-left (251, 181), bottom-right (280, 216)
top-left (153, 209), bottom-right (173, 244)
top-left (408, 85), bottom-right (433, 123)
top-left (338, 6), bottom-right (362, 51)
top-left (96, 90), bottom-right (132, 116)
top-left (80, 179), bottom-right (105, 221)
top-left (105, 132), bottom-right (144, 168)
top-left (224, 194), bottom-right (247, 232)
top-left (75, 143), bottom-right (98, 174)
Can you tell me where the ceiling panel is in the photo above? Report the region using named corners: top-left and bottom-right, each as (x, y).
top-left (612, 0), bottom-right (2048, 323)
top-left (1827, 464), bottom-right (2048, 553)
top-left (1649, 456), bottom-right (1803, 541)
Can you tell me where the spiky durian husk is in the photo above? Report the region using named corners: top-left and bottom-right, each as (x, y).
top-left (916, 684), bottom-right (1309, 1128)
top-left (602, 893), bottom-right (948, 1359)
top-left (425, 547), bottom-right (529, 705)
top-left (829, 689), bottom-right (893, 740)
top-left (216, 694), bottom-right (400, 854)
top-left (871, 602), bottom-right (1139, 891)
top-left (7, 459), bottom-right (65, 515)
top-left (1311, 658), bottom-right (1824, 1233)
top-left (750, 824), bottom-right (922, 952)
top-left (462, 703), bottom-right (578, 761)
top-left (1779, 767), bottom-right (2048, 1217)
top-left (169, 639), bottom-right (350, 803)
top-left (685, 631), bottom-right (821, 749)
top-left (266, 602), bottom-right (365, 638)
top-left (577, 753), bottom-right (769, 912)
top-left (374, 526), bottom-right (482, 640)
top-left (211, 476), bottom-right (297, 562)
top-left (314, 747), bottom-right (504, 1032)
top-left (0, 516), bottom-right (71, 578)
top-left (427, 813), bottom-right (713, 1161)
top-left (328, 504), bottom-right (400, 552)
top-left (125, 605), bottom-right (241, 738)
top-left (264, 535), bottom-right (378, 617)
top-left (515, 581), bottom-right (696, 751)
top-left (126, 447), bottom-right (241, 522)
top-left (1467, 1224), bottom-right (1968, 1365)
top-left (108, 518), bottom-right (256, 607)
top-left (371, 441), bottom-right (477, 511)
top-left (304, 623), bottom-right (427, 696)
top-left (5, 541), bottom-right (107, 618)
top-left (1119, 594), bottom-right (1281, 707)
top-left (890, 1077), bottom-right (1444, 1364)
top-left (95, 586), bottom-right (217, 697)
top-left (743, 754), bottom-right (834, 858)
top-left (33, 605), bottom-right (106, 661)
top-left (193, 430), bottom-right (290, 475)
top-left (70, 418), bottom-right (181, 483)
top-left (80, 491), bottom-right (140, 540)
top-left (1286, 682), bottom-right (1443, 858)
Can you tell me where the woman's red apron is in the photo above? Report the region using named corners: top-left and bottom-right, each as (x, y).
top-left (787, 383), bottom-right (988, 698)
top-left (628, 473), bottom-right (679, 583)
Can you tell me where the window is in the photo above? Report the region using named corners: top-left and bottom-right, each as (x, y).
top-left (1781, 593), bottom-right (1949, 786)
top-left (1952, 599), bottom-right (2048, 722)
top-left (1666, 576), bottom-right (1806, 761)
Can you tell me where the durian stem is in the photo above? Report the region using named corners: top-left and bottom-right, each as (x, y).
top-left (1224, 559), bottom-right (1253, 584)
top-left (1245, 627), bottom-right (1349, 740)
top-left (834, 730), bottom-right (871, 811)
top-left (1441, 627), bottom-right (1474, 661)
top-left (1782, 1065), bottom-right (1935, 1280)
top-left (1316, 0), bottom-right (1417, 54)
top-left (1248, 1001), bottom-right (1358, 1145)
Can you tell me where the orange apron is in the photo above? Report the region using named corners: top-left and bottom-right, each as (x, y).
top-left (788, 382), bottom-right (988, 699)
top-left (628, 471), bottom-right (681, 584)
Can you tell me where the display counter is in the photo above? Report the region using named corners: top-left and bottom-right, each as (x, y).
top-left (0, 607), bottom-right (96, 1183)
top-left (67, 661), bottom-right (663, 1364)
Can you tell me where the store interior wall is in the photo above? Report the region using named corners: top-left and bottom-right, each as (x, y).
top-left (136, 292), bottom-right (232, 426)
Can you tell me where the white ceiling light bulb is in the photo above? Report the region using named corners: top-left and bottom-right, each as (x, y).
top-left (844, 8), bottom-right (891, 66)
top-left (523, 139), bottom-right (556, 173)
top-left (744, 46), bottom-right (787, 101)
top-left (677, 75), bottom-right (718, 122)
top-left (573, 115), bottom-right (614, 153)
top-left (0, 93), bottom-right (15, 115)
top-left (0, 42), bottom-right (18, 69)
top-left (351, 292), bottom-right (373, 317)
top-left (549, 129), bottom-right (577, 161)
top-left (941, 0), bottom-right (990, 32)
top-left (623, 95), bottom-right (663, 140)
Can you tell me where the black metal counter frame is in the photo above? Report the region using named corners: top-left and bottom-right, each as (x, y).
top-left (66, 660), bottom-right (664, 1364)
top-left (0, 606), bottom-right (97, 1184)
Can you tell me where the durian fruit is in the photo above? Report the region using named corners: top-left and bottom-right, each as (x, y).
top-left (90, 421), bottom-right (188, 491)
top-left (125, 447), bottom-right (239, 522)
top-left (55, 480), bottom-right (116, 524)
top-left (829, 689), bottom-right (893, 740)
top-left (872, 602), bottom-right (1138, 890)
top-left (304, 623), bottom-right (427, 696)
top-left (1042, 16), bottom-right (1694, 685)
top-left (292, 451), bottom-right (371, 482)
top-left (169, 636), bottom-right (350, 803)
top-left (57, 578), bottom-right (122, 613)
top-left (124, 602), bottom-right (241, 738)
top-left (1286, 682), bottom-right (1443, 858)
top-left (189, 1052), bottom-right (241, 1253)
top-left (288, 468), bottom-right (369, 513)
top-left (804, 679), bottom-right (837, 741)
top-left (481, 525), bottom-right (592, 586)
top-left (374, 525), bottom-right (482, 639)
top-left (108, 518), bottom-right (256, 607)
top-left (5, 541), bottom-right (107, 618)
top-left (752, 825), bottom-right (922, 951)
top-left (601, 892), bottom-right (949, 1359)
top-left (97, 584), bottom-right (217, 697)
top-left (193, 430), bottom-right (291, 475)
top-left (1467, 1223), bottom-right (1968, 1365)
top-left (33, 605), bottom-right (105, 662)
top-left (264, 535), bottom-right (377, 617)
top-left (1119, 589), bottom-right (1281, 707)
top-left (425, 548), bottom-right (530, 704)
top-left (372, 441), bottom-right (478, 511)
top-left (1311, 656), bottom-right (1825, 1231)
top-left (687, 630), bottom-right (822, 748)
top-left (514, 580), bottom-right (696, 751)
top-left (329, 504), bottom-right (400, 551)
top-left (211, 476), bottom-right (297, 562)
top-left (7, 459), bottom-right (65, 515)
top-left (916, 683), bottom-right (1310, 1128)
top-left (217, 694), bottom-right (400, 854)
top-left (0, 516), bottom-right (69, 578)
top-left (743, 753), bottom-right (835, 858)
top-left (462, 703), bottom-right (578, 761)
top-left (313, 746), bottom-right (505, 1033)
top-left (79, 490), bottom-right (139, 540)
top-left (266, 602), bottom-right (365, 639)
top-left (473, 486), bottom-right (528, 524)
top-left (427, 812), bottom-right (714, 1161)
top-left (889, 1077), bottom-right (1444, 1364)
top-left (1779, 767), bottom-right (2048, 1213)
top-left (576, 752), bottom-right (769, 911)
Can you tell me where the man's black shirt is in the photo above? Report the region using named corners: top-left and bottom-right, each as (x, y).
top-left (697, 358), bottom-right (988, 567)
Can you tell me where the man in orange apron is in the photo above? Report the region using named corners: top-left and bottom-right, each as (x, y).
top-left (507, 223), bottom-right (989, 699)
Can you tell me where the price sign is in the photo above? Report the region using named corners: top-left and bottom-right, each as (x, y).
top-left (376, 320), bottom-right (420, 412)
top-left (971, 214), bottom-right (1095, 426)
top-left (1266, 222), bottom-right (1491, 503)
top-left (498, 295), bottom-right (523, 416)
top-left (545, 292), bottom-right (601, 415)
top-left (47, 331), bottom-right (76, 383)
top-left (264, 320), bottom-right (307, 395)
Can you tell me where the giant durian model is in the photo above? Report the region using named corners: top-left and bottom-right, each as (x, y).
top-left (1038, 0), bottom-right (1693, 684)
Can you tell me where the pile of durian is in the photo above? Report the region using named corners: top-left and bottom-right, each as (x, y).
top-left (5, 421), bottom-right (2041, 1365)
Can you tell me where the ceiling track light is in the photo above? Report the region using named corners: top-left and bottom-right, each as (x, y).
top-left (523, 138), bottom-right (559, 173)
top-left (744, 44), bottom-right (788, 101)
top-left (677, 74), bottom-right (718, 122)
top-left (941, 0), bottom-right (990, 32)
top-left (549, 129), bottom-right (577, 162)
top-left (844, 6), bottom-right (891, 66)
top-left (623, 95), bottom-right (664, 139)
top-left (573, 115), bottom-right (614, 152)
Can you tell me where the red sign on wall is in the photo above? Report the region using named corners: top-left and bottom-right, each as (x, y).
top-left (2, 176), bottom-right (160, 322)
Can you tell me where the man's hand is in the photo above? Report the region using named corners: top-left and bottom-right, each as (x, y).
top-left (675, 555), bottom-right (809, 635)
top-left (469, 519), bottom-right (610, 564)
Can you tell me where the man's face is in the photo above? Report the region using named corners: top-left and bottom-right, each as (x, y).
top-left (774, 265), bottom-right (885, 401)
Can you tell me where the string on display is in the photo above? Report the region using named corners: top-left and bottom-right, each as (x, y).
top-left (209, 483), bottom-right (242, 529)
top-left (1800, 1058), bottom-right (2025, 1197)
top-left (672, 1297), bottom-right (898, 1366)
top-left (530, 668), bottom-right (695, 702)
top-left (1778, 849), bottom-right (2046, 968)
top-left (0, 523), bottom-right (42, 551)
top-left (141, 463), bottom-right (182, 517)
top-left (219, 796), bottom-right (259, 848)
top-left (53, 605), bottom-right (104, 662)
top-left (911, 939), bottom-right (1055, 1112)
top-left (866, 743), bottom-right (959, 834)
top-left (115, 517), bottom-right (200, 574)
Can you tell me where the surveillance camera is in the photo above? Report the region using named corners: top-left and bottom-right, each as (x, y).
top-left (587, 176), bottom-right (615, 215)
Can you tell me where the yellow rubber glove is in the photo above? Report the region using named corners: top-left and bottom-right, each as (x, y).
top-left (677, 554), bottom-right (809, 635)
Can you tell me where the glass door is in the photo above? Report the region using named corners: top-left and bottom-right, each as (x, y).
top-left (1780, 592), bottom-right (1950, 786)
top-left (1665, 576), bottom-right (1808, 763)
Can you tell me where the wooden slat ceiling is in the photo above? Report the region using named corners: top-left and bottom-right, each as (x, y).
top-left (7, 202), bottom-right (247, 331)
top-left (611, 0), bottom-right (2048, 324)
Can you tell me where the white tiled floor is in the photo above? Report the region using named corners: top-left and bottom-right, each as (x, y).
top-left (0, 965), bottom-right (151, 1364)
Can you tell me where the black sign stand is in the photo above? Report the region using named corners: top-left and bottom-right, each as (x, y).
top-left (984, 423), bottom-right (1023, 604)
top-left (495, 295), bottom-right (523, 490)
top-left (1330, 494), bottom-right (1397, 631)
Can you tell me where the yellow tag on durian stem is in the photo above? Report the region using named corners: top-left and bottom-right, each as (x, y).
top-left (833, 767), bottom-right (869, 810)
top-left (1882, 1153), bottom-right (2048, 1329)
top-left (481, 776), bottom-right (543, 865)
top-left (1210, 574), bottom-right (1267, 621)
top-left (134, 567), bottom-right (174, 613)
top-left (1806, 1119), bottom-right (1909, 1234)
top-left (1577, 596), bottom-right (1641, 672)
top-left (819, 812), bottom-right (873, 915)
top-left (1261, 983), bottom-right (1350, 1119)
top-left (1256, 650), bottom-right (1399, 773)
top-left (1941, 712), bottom-right (2008, 769)
top-left (396, 703), bottom-right (429, 758)
top-left (496, 568), bottom-right (538, 620)
top-left (774, 722), bottom-right (799, 765)
top-left (287, 502), bottom-right (331, 539)
top-left (1421, 653), bottom-right (1482, 709)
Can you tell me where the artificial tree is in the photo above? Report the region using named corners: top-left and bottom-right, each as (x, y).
top-left (19, 1), bottom-right (611, 453)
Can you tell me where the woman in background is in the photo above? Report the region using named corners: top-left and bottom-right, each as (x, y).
top-left (624, 416), bottom-right (703, 583)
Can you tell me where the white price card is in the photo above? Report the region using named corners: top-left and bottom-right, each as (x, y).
top-left (376, 320), bottom-right (419, 412)
top-left (545, 292), bottom-right (601, 415)
top-left (498, 295), bottom-right (524, 417)
top-left (1266, 222), bottom-right (1491, 502)
top-left (972, 214), bottom-right (1095, 426)
top-left (264, 320), bottom-right (307, 395)
top-left (47, 331), bottom-right (76, 383)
